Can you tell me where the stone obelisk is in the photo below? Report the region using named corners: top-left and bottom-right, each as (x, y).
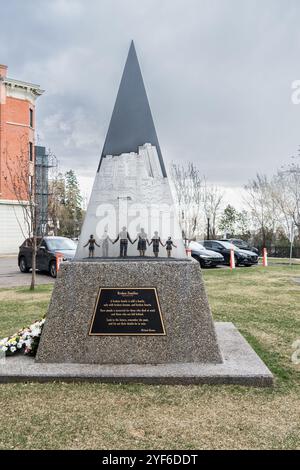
top-left (36, 42), bottom-right (223, 365)
top-left (75, 41), bottom-right (186, 260)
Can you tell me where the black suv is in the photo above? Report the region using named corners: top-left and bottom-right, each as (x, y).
top-left (202, 240), bottom-right (255, 266)
top-left (221, 238), bottom-right (259, 254)
top-left (18, 236), bottom-right (77, 278)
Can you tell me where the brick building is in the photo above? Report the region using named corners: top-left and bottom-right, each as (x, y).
top-left (0, 64), bottom-right (44, 254)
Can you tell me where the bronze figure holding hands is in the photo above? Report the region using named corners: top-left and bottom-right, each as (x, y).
top-left (165, 236), bottom-right (177, 258)
top-left (113, 227), bottom-right (134, 258)
top-left (84, 234), bottom-right (100, 258)
top-left (148, 231), bottom-right (164, 258)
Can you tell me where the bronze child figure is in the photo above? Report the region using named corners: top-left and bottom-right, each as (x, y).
top-left (148, 231), bottom-right (164, 258)
top-left (84, 234), bottom-right (100, 258)
top-left (165, 236), bottom-right (177, 258)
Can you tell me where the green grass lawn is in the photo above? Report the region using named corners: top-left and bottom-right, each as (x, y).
top-left (266, 257), bottom-right (300, 265)
top-left (0, 266), bottom-right (300, 450)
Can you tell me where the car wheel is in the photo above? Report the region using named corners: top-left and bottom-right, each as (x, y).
top-left (19, 256), bottom-right (29, 273)
top-left (49, 261), bottom-right (57, 278)
top-left (192, 254), bottom-right (202, 265)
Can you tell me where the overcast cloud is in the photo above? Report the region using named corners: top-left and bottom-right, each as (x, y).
top-left (1, 0), bottom-right (300, 197)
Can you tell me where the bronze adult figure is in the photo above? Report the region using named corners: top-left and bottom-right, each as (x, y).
top-left (101, 230), bottom-right (112, 257)
top-left (135, 228), bottom-right (149, 257)
top-left (148, 231), bottom-right (164, 258)
top-left (113, 226), bottom-right (134, 257)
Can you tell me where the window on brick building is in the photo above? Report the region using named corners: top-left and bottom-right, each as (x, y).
top-left (29, 142), bottom-right (33, 161)
top-left (30, 108), bottom-right (33, 128)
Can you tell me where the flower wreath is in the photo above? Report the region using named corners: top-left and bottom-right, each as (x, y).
top-left (0, 319), bottom-right (45, 357)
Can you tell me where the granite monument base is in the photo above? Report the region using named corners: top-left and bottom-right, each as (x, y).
top-left (0, 323), bottom-right (273, 386)
top-left (0, 258), bottom-right (273, 386)
top-left (36, 259), bottom-right (223, 364)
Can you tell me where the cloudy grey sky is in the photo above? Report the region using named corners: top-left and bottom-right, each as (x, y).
top-left (1, 0), bottom-right (300, 197)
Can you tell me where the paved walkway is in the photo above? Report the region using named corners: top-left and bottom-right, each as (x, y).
top-left (0, 256), bottom-right (54, 288)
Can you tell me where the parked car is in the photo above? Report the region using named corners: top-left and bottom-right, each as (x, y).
top-left (221, 238), bottom-right (259, 254)
top-left (18, 236), bottom-right (77, 278)
top-left (238, 248), bottom-right (259, 265)
top-left (220, 240), bottom-right (259, 265)
top-left (189, 241), bottom-right (224, 268)
top-left (202, 240), bottom-right (257, 266)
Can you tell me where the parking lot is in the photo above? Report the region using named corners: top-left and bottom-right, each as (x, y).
top-left (0, 256), bottom-right (55, 288)
top-left (1, 254), bottom-right (299, 289)
top-left (0, 254), bottom-right (255, 288)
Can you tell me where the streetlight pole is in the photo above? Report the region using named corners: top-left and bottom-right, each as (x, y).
top-left (289, 222), bottom-right (294, 266)
top-left (207, 216), bottom-right (210, 240)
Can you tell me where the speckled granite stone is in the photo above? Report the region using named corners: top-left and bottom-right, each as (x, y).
top-left (36, 259), bottom-right (223, 365)
top-left (0, 323), bottom-right (274, 386)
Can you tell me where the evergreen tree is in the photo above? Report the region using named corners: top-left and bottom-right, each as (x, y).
top-left (48, 170), bottom-right (83, 238)
top-left (236, 210), bottom-right (251, 240)
top-left (219, 205), bottom-right (250, 238)
top-left (63, 170), bottom-right (83, 238)
top-left (48, 172), bottom-right (66, 235)
top-left (218, 205), bottom-right (237, 236)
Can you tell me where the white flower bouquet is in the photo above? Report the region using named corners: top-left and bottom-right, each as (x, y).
top-left (0, 319), bottom-right (45, 357)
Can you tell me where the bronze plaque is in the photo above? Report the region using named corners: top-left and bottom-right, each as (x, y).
top-left (89, 287), bottom-right (166, 336)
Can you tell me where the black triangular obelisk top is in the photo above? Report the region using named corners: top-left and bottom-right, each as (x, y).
top-left (98, 41), bottom-right (167, 177)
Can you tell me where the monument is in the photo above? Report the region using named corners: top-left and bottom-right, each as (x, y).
top-left (0, 42), bottom-right (273, 385)
top-left (75, 41), bottom-right (186, 260)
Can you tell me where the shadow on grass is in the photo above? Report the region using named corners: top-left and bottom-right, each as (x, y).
top-left (17, 284), bottom-right (53, 294)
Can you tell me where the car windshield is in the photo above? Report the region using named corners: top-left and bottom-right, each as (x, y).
top-left (233, 240), bottom-right (247, 247)
top-left (220, 241), bottom-right (239, 251)
top-left (46, 238), bottom-right (77, 251)
top-left (190, 241), bottom-right (205, 250)
top-left (196, 243), bottom-right (205, 249)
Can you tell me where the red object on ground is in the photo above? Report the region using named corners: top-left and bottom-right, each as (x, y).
top-left (262, 247), bottom-right (268, 267)
top-left (56, 252), bottom-right (64, 272)
top-left (230, 248), bottom-right (235, 270)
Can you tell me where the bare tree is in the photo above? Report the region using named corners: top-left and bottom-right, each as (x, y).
top-left (171, 162), bottom-right (204, 242)
top-left (3, 137), bottom-right (43, 290)
top-left (244, 174), bottom-right (278, 247)
top-left (276, 158), bottom-right (300, 230)
top-left (203, 179), bottom-right (224, 239)
top-left (271, 173), bottom-right (295, 241)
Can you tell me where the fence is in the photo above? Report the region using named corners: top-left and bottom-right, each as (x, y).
top-left (256, 245), bottom-right (300, 258)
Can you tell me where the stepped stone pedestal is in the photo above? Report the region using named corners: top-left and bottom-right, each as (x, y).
top-left (0, 258), bottom-right (273, 386)
top-left (36, 258), bottom-right (222, 365)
